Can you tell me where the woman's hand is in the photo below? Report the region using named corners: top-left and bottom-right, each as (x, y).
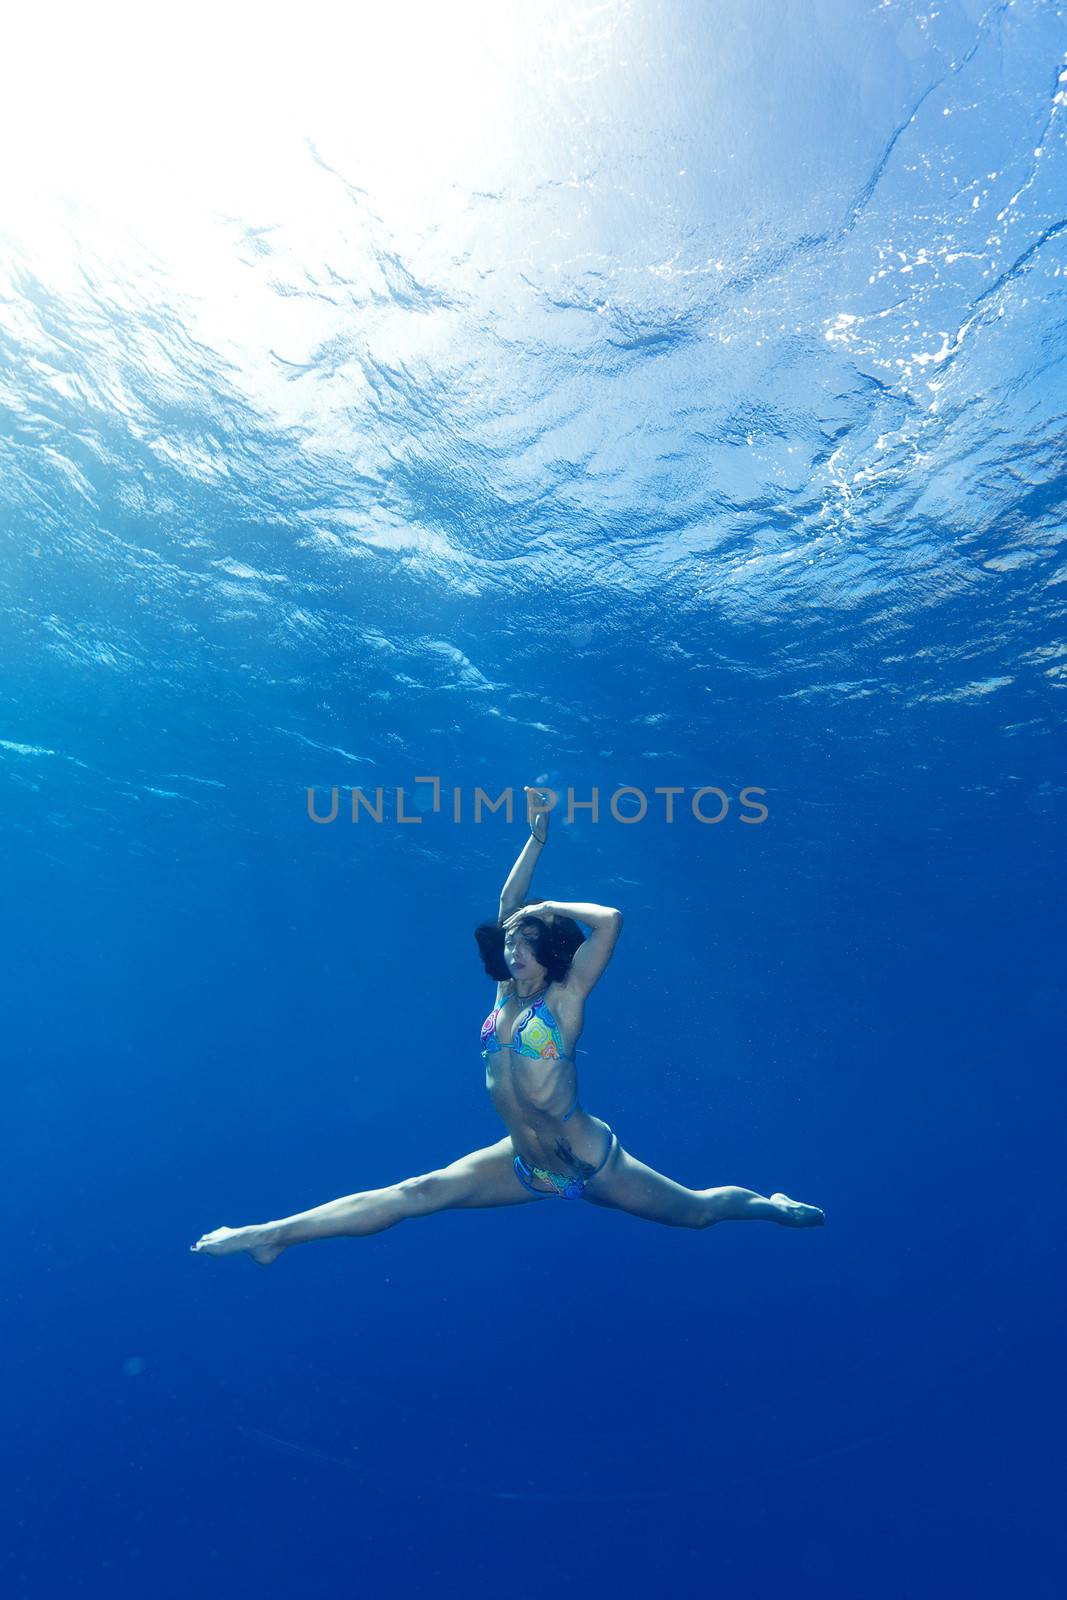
top-left (502, 900), bottom-right (556, 928)
top-left (524, 786), bottom-right (553, 843)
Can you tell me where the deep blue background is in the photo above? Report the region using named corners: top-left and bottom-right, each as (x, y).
top-left (2, 1), bottom-right (1065, 1596)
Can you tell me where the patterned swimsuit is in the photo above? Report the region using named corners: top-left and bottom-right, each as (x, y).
top-left (480, 985), bottom-right (615, 1199)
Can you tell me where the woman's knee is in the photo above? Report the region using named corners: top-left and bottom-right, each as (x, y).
top-left (395, 1169), bottom-right (465, 1218)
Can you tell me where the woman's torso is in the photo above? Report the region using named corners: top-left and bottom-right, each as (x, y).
top-left (481, 979), bottom-right (603, 1171)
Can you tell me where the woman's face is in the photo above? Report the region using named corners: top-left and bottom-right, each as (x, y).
top-left (503, 921), bottom-right (547, 982)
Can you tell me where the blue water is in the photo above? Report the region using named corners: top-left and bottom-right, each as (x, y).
top-left (2, 1), bottom-right (1064, 1595)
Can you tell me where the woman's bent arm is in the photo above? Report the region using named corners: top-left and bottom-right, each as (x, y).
top-left (549, 901), bottom-right (622, 933)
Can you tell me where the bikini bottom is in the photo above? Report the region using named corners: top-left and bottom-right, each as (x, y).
top-left (513, 1126), bottom-right (615, 1200)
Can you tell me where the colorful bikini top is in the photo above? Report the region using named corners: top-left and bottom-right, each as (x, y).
top-left (480, 985), bottom-right (569, 1063)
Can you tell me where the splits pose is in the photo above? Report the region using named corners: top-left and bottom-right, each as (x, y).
top-left (192, 788), bottom-right (824, 1265)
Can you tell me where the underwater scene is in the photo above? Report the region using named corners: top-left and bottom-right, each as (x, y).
top-left (2, 2), bottom-right (1064, 1596)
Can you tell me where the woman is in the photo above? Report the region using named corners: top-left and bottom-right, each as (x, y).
top-left (192, 788), bottom-right (823, 1264)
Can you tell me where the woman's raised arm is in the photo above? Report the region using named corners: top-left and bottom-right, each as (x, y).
top-left (498, 785), bottom-right (552, 920)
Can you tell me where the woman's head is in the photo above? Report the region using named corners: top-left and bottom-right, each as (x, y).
top-left (474, 903), bottom-right (585, 984)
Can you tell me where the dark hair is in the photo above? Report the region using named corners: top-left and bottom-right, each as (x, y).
top-left (474, 902), bottom-right (586, 983)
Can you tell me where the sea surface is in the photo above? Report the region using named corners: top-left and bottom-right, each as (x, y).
top-left (1, 2), bottom-right (1063, 1596)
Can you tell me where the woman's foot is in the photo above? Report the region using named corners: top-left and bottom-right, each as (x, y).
top-left (190, 1224), bottom-right (286, 1265)
top-left (770, 1193), bottom-right (825, 1227)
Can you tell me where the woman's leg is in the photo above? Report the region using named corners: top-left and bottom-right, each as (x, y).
top-left (190, 1136), bottom-right (545, 1265)
top-left (582, 1139), bottom-right (824, 1229)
